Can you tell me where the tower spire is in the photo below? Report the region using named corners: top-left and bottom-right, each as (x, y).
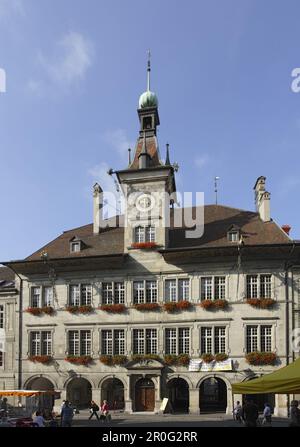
top-left (147, 49), bottom-right (151, 92)
top-left (165, 143), bottom-right (171, 165)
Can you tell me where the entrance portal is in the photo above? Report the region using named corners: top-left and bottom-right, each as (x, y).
top-left (26, 377), bottom-right (55, 411)
top-left (200, 377), bottom-right (227, 413)
top-left (66, 378), bottom-right (92, 409)
top-left (135, 378), bottom-right (155, 412)
top-left (167, 378), bottom-right (189, 413)
top-left (101, 378), bottom-right (125, 410)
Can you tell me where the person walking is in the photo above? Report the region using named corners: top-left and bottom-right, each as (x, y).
top-left (233, 401), bottom-right (242, 423)
top-left (241, 399), bottom-right (259, 427)
top-left (0, 397), bottom-right (8, 417)
top-left (88, 401), bottom-right (100, 421)
top-left (262, 402), bottom-right (272, 426)
top-left (100, 400), bottom-right (110, 423)
top-left (61, 400), bottom-right (74, 427)
top-left (289, 400), bottom-right (300, 427)
top-left (33, 411), bottom-right (45, 427)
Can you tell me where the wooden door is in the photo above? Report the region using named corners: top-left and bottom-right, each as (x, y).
top-left (135, 379), bottom-right (155, 411)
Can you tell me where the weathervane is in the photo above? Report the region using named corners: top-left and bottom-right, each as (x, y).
top-left (147, 49), bottom-right (151, 91)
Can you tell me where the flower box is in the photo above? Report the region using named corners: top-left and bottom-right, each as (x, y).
top-left (26, 307), bottom-right (43, 316)
top-left (65, 305), bottom-right (94, 314)
top-left (134, 303), bottom-right (161, 312)
top-left (99, 304), bottom-right (126, 313)
top-left (163, 354), bottom-right (190, 366)
top-left (41, 306), bottom-right (55, 315)
top-left (28, 355), bottom-right (53, 364)
top-left (99, 355), bottom-right (128, 366)
top-left (65, 355), bottom-right (93, 366)
top-left (246, 298), bottom-right (276, 309)
top-left (245, 352), bottom-right (277, 366)
top-left (131, 242), bottom-right (157, 249)
top-left (200, 300), bottom-right (215, 310)
top-left (214, 353), bottom-right (229, 362)
top-left (200, 299), bottom-right (228, 310)
top-left (201, 353), bottom-right (215, 363)
top-left (163, 301), bottom-right (192, 313)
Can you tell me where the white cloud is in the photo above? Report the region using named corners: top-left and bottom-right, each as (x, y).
top-left (30, 31), bottom-right (94, 94)
top-left (195, 155), bottom-right (209, 169)
top-left (103, 129), bottom-right (135, 162)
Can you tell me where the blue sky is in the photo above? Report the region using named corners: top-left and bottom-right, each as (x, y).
top-left (1, 0), bottom-right (300, 261)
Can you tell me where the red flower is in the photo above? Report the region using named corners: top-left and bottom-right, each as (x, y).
top-left (245, 352), bottom-right (277, 366)
top-left (200, 300), bottom-right (215, 310)
top-left (28, 355), bottom-right (52, 364)
top-left (163, 302), bottom-right (178, 313)
top-left (41, 306), bottom-right (55, 315)
top-left (134, 303), bottom-right (161, 311)
top-left (131, 242), bottom-right (157, 249)
top-left (26, 307), bottom-right (43, 316)
top-left (99, 304), bottom-right (126, 313)
top-left (65, 355), bottom-right (93, 366)
top-left (246, 298), bottom-right (275, 309)
top-left (201, 353), bottom-right (214, 363)
top-left (214, 299), bottom-right (229, 309)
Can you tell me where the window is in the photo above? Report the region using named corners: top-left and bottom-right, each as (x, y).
top-left (201, 326), bottom-right (227, 354)
top-left (246, 275), bottom-right (272, 299)
top-left (165, 278), bottom-right (190, 302)
top-left (133, 280), bottom-right (157, 304)
top-left (101, 329), bottom-right (125, 355)
top-left (133, 329), bottom-right (157, 355)
top-left (31, 287), bottom-right (41, 308)
top-left (69, 284), bottom-right (92, 306)
top-left (165, 328), bottom-right (190, 355)
top-left (102, 282), bottom-right (125, 305)
top-left (143, 116), bottom-right (152, 130)
top-left (134, 225), bottom-right (156, 243)
top-left (228, 231), bottom-right (239, 242)
top-left (71, 242), bottom-right (81, 253)
top-left (201, 277), bottom-right (226, 300)
top-left (30, 331), bottom-right (52, 356)
top-left (0, 305), bottom-right (4, 329)
top-left (0, 352), bottom-right (3, 367)
top-left (68, 330), bottom-right (91, 356)
top-left (44, 287), bottom-right (53, 307)
top-left (246, 325), bottom-right (273, 353)
top-left (31, 286), bottom-right (54, 308)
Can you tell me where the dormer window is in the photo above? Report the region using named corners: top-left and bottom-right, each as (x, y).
top-left (227, 225), bottom-right (240, 243)
top-left (70, 237), bottom-right (83, 253)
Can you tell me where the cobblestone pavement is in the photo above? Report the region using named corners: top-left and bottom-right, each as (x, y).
top-left (72, 410), bottom-right (290, 427)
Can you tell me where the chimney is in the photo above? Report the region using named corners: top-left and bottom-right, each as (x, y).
top-left (281, 224), bottom-right (291, 235)
top-left (93, 183), bottom-right (103, 234)
top-left (254, 176), bottom-right (271, 222)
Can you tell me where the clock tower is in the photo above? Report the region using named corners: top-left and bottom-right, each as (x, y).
top-left (115, 55), bottom-right (176, 252)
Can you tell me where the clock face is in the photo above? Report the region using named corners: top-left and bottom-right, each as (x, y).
top-left (136, 193), bottom-right (155, 213)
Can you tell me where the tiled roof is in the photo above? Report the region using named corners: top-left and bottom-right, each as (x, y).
top-left (0, 266), bottom-right (15, 281)
top-left (25, 205), bottom-right (291, 261)
top-left (129, 135), bottom-right (163, 169)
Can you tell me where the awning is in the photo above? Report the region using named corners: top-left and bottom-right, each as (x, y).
top-left (0, 390), bottom-right (57, 397)
top-left (232, 358), bottom-right (300, 394)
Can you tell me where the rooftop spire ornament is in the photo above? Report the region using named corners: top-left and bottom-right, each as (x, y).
top-left (147, 49), bottom-right (151, 91)
top-left (138, 50), bottom-right (158, 109)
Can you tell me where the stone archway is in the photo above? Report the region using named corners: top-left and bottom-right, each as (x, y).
top-left (199, 377), bottom-right (227, 413)
top-left (66, 377), bottom-right (92, 409)
top-left (167, 378), bottom-right (189, 413)
top-left (101, 378), bottom-right (125, 410)
top-left (26, 376), bottom-right (55, 411)
top-left (135, 378), bottom-right (155, 412)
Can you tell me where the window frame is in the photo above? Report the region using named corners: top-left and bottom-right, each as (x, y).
top-left (30, 286), bottom-right (54, 308)
top-left (133, 280), bottom-right (158, 304)
top-left (100, 329), bottom-right (126, 355)
top-left (199, 325), bottom-right (228, 355)
top-left (164, 277), bottom-right (190, 303)
top-left (132, 328), bottom-right (158, 355)
top-left (29, 330), bottom-right (53, 356)
top-left (164, 327), bottom-right (190, 355)
top-left (68, 283), bottom-right (93, 306)
top-left (245, 324), bottom-right (274, 353)
top-left (200, 276), bottom-right (226, 301)
top-left (67, 329), bottom-right (92, 356)
top-left (245, 274), bottom-right (273, 299)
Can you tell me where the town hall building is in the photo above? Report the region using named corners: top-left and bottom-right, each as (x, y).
top-left (1, 59), bottom-right (300, 417)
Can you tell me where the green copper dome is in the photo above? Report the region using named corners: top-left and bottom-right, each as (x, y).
top-left (138, 90), bottom-right (158, 109)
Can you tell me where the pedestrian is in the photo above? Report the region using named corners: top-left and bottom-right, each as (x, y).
top-left (61, 400), bottom-right (74, 427)
top-left (233, 401), bottom-right (242, 423)
top-left (48, 412), bottom-right (59, 427)
top-left (241, 399), bottom-right (259, 427)
top-left (0, 398), bottom-right (8, 418)
top-left (89, 400), bottom-right (100, 421)
top-left (262, 402), bottom-right (272, 426)
top-left (100, 400), bottom-right (110, 423)
top-left (289, 400), bottom-right (300, 427)
top-left (33, 410), bottom-right (45, 427)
